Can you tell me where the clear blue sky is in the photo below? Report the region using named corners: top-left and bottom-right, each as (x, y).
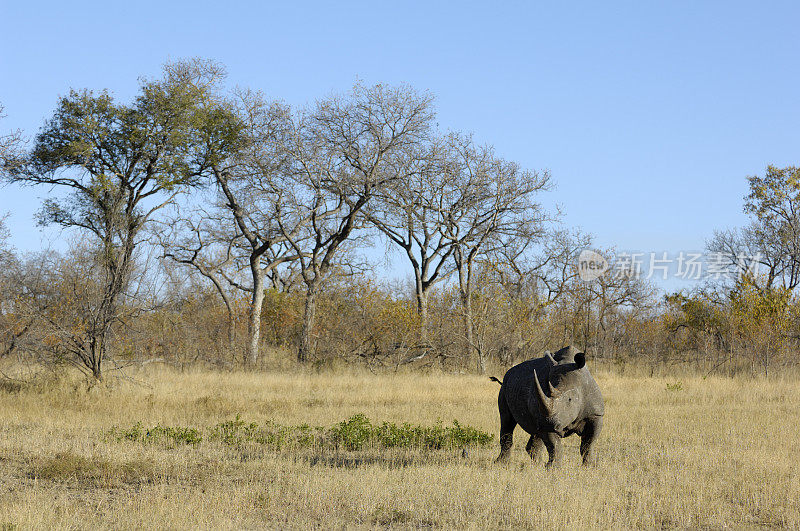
top-left (1, 1), bottom-right (798, 284)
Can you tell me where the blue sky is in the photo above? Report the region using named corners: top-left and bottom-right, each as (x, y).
top-left (1, 1), bottom-right (798, 288)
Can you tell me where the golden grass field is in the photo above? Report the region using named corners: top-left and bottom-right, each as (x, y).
top-left (0, 363), bottom-right (798, 529)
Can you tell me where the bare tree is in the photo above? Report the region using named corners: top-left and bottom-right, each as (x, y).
top-left (441, 133), bottom-right (552, 372)
top-left (0, 216), bottom-right (29, 359)
top-left (0, 213), bottom-right (9, 257)
top-left (708, 223), bottom-right (796, 292)
top-left (282, 83), bottom-right (435, 362)
top-left (0, 248), bottom-right (57, 362)
top-left (366, 137), bottom-right (457, 343)
top-left (204, 91), bottom-right (310, 364)
top-left (483, 227), bottom-right (591, 353)
top-left (0, 110), bottom-right (27, 358)
top-left (156, 207), bottom-right (242, 352)
top-left (582, 252), bottom-right (657, 358)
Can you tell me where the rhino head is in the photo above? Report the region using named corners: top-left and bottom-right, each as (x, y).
top-left (532, 351), bottom-right (587, 433)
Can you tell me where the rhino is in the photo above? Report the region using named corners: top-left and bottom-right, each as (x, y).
top-left (491, 345), bottom-right (604, 467)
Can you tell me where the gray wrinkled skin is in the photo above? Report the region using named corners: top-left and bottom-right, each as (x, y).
top-left (494, 345), bottom-right (604, 467)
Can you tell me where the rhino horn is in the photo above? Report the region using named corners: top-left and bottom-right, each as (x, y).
top-left (533, 369), bottom-right (554, 415)
top-left (548, 377), bottom-right (561, 398)
top-left (545, 351), bottom-right (556, 365)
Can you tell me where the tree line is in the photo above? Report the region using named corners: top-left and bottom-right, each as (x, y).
top-left (1, 60), bottom-right (799, 380)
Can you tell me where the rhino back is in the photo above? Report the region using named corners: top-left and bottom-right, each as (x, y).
top-left (501, 358), bottom-right (549, 432)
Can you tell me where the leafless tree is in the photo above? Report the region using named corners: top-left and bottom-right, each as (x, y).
top-left (155, 206), bottom-right (243, 352)
top-left (581, 252), bottom-right (657, 358)
top-left (0, 213), bottom-right (9, 256)
top-left (203, 91), bottom-right (310, 364)
top-left (707, 223), bottom-right (797, 292)
top-left (0, 251), bottom-right (53, 362)
top-left (0, 216), bottom-right (28, 359)
top-left (488, 227), bottom-right (582, 299)
top-left (441, 133), bottom-right (552, 372)
top-left (366, 137), bottom-right (457, 343)
top-left (707, 166), bottom-right (800, 293)
top-left (282, 83), bottom-right (435, 362)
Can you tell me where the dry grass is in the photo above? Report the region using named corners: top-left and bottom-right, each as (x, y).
top-left (0, 364), bottom-right (798, 529)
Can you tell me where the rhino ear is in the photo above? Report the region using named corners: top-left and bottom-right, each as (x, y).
top-left (574, 353), bottom-right (586, 369)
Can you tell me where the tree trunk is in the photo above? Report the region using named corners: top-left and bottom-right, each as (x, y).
top-left (85, 234), bottom-right (134, 381)
top-left (89, 334), bottom-right (104, 381)
top-left (455, 254), bottom-right (480, 373)
top-left (247, 258), bottom-right (265, 365)
top-left (298, 283), bottom-right (318, 363)
top-left (206, 271), bottom-right (236, 359)
top-left (226, 305), bottom-right (236, 361)
top-left (462, 291), bottom-right (482, 373)
top-left (415, 277), bottom-right (429, 344)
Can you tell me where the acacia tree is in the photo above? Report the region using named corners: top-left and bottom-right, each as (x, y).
top-left (744, 166), bottom-right (800, 287)
top-left (441, 133), bottom-right (551, 373)
top-left (283, 83), bottom-right (435, 362)
top-left (2, 60), bottom-right (230, 379)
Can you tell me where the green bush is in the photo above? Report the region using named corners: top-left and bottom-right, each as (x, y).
top-left (207, 415), bottom-right (261, 445)
top-left (329, 413), bottom-right (374, 450)
top-left (108, 414), bottom-right (492, 452)
top-left (666, 381), bottom-right (684, 392)
top-left (108, 422), bottom-right (202, 446)
top-left (324, 415), bottom-right (493, 450)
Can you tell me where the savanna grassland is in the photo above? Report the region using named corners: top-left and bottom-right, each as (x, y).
top-left (0, 365), bottom-right (798, 529)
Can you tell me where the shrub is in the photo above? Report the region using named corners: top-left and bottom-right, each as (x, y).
top-left (108, 422), bottom-right (202, 447)
top-left (328, 413), bottom-right (374, 450)
top-left (108, 414), bottom-right (493, 452)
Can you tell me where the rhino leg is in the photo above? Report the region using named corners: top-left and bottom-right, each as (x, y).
top-left (525, 434), bottom-right (544, 462)
top-left (494, 392), bottom-right (516, 463)
top-left (580, 416), bottom-right (603, 466)
top-left (541, 432), bottom-right (564, 468)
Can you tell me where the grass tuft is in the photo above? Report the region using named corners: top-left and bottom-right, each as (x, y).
top-left (28, 452), bottom-right (156, 487)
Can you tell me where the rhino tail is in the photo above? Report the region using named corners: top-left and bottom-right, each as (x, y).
top-left (489, 376), bottom-right (503, 385)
